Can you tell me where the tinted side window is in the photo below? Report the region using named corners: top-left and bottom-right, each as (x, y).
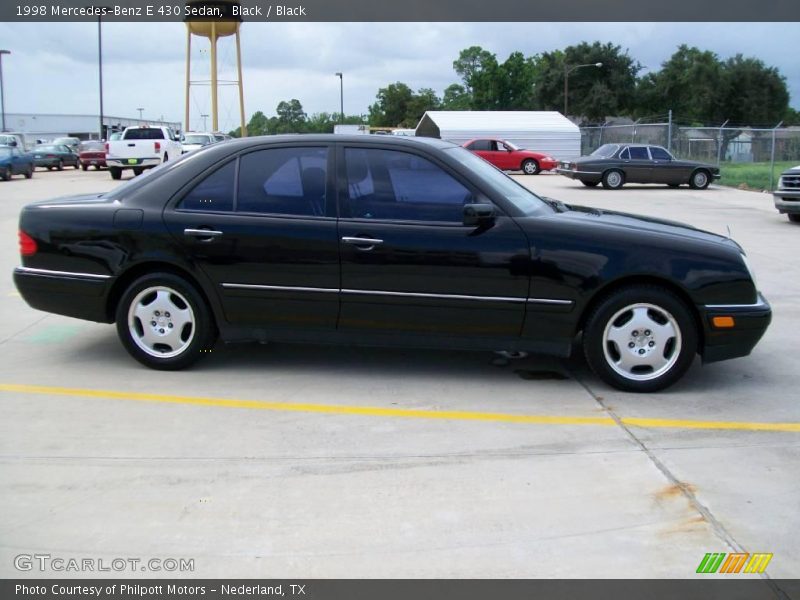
top-left (238, 147), bottom-right (328, 216)
top-left (344, 148), bottom-right (471, 223)
top-left (629, 146), bottom-right (649, 159)
top-left (650, 146), bottom-right (672, 160)
top-left (471, 140), bottom-right (492, 151)
top-left (179, 160), bottom-right (235, 212)
top-left (620, 147), bottom-right (630, 159)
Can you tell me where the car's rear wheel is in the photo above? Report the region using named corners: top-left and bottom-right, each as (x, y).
top-left (81, 164), bottom-right (88, 171)
top-left (689, 169), bottom-right (711, 190)
top-left (57, 159), bottom-right (64, 171)
top-left (581, 181), bottom-right (599, 187)
top-left (788, 214), bottom-right (800, 223)
top-left (116, 273), bottom-right (217, 370)
top-left (1, 168), bottom-right (9, 181)
top-left (602, 169), bottom-right (624, 189)
top-left (583, 285), bottom-right (697, 392)
top-left (110, 167), bottom-right (122, 180)
top-left (24, 165), bottom-right (33, 179)
top-left (521, 159), bottom-right (540, 175)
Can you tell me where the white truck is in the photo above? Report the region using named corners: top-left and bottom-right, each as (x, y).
top-left (105, 126), bottom-right (182, 180)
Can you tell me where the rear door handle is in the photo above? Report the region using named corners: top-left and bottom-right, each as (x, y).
top-left (342, 236), bottom-right (384, 250)
top-left (184, 228), bottom-right (223, 241)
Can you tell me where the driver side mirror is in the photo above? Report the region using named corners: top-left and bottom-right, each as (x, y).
top-left (463, 203), bottom-right (496, 227)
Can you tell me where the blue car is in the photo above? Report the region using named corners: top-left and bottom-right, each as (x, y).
top-left (0, 145), bottom-right (34, 181)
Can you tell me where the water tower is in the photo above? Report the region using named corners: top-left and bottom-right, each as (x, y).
top-left (184, 1), bottom-right (246, 135)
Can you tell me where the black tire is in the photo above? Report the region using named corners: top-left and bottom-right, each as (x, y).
top-left (689, 169), bottom-right (711, 190)
top-left (788, 214), bottom-right (800, 223)
top-left (521, 159), bottom-right (540, 175)
top-left (81, 164), bottom-right (88, 171)
top-left (24, 165), bottom-right (33, 179)
top-left (1, 168), bottom-right (9, 181)
top-left (602, 169), bottom-right (625, 189)
top-left (110, 167), bottom-right (122, 180)
top-left (581, 180), bottom-right (599, 187)
top-left (133, 167), bottom-right (144, 176)
top-left (115, 272), bottom-right (217, 370)
top-left (582, 285), bottom-right (698, 393)
top-left (57, 160), bottom-right (64, 171)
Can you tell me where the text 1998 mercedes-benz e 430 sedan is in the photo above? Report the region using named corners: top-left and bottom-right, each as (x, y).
top-left (14, 135), bottom-right (770, 392)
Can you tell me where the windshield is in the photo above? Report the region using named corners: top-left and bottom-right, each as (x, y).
top-left (34, 146), bottom-right (60, 152)
top-left (445, 146), bottom-right (550, 216)
top-left (54, 138), bottom-right (77, 145)
top-left (590, 144), bottom-right (619, 158)
top-left (80, 142), bottom-right (105, 151)
top-left (184, 135), bottom-right (212, 145)
top-left (213, 134), bottom-right (226, 142)
top-left (124, 128), bottom-right (165, 140)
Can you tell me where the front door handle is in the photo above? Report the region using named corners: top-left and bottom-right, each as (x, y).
top-left (342, 236), bottom-right (384, 250)
top-left (184, 228), bottom-right (223, 242)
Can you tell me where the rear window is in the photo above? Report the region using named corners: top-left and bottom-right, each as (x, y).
top-left (124, 128), bottom-right (166, 140)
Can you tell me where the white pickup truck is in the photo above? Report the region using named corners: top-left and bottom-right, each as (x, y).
top-left (105, 126), bottom-right (182, 180)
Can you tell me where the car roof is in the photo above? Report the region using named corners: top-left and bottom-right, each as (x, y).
top-left (218, 134), bottom-right (458, 151)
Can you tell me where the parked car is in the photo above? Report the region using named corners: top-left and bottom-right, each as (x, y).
top-left (0, 133), bottom-right (28, 151)
top-left (105, 126), bottom-right (182, 180)
top-left (0, 145), bottom-right (34, 180)
top-left (212, 132), bottom-right (232, 142)
top-left (558, 144), bottom-right (721, 189)
top-left (463, 138), bottom-right (558, 175)
top-left (772, 165), bottom-right (800, 223)
top-left (27, 144), bottom-right (80, 170)
top-left (52, 137), bottom-right (81, 152)
top-left (181, 132), bottom-right (216, 154)
top-left (78, 141), bottom-right (107, 170)
top-left (13, 135), bottom-right (770, 392)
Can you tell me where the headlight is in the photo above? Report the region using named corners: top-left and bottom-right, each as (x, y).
top-left (741, 253), bottom-right (758, 290)
top-left (777, 176), bottom-right (785, 189)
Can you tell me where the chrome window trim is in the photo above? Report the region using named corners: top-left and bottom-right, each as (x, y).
top-left (15, 266), bottom-right (111, 280)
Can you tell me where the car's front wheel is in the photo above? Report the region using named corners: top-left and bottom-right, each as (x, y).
top-left (116, 273), bottom-right (217, 370)
top-left (689, 169), bottom-right (711, 190)
top-left (583, 285), bottom-right (697, 392)
top-left (602, 169), bottom-right (624, 189)
top-left (789, 214), bottom-right (800, 223)
top-left (522, 159), bottom-right (540, 175)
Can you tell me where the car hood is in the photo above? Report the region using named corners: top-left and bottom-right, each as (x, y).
top-left (553, 203), bottom-right (738, 248)
top-left (781, 166), bottom-right (800, 174)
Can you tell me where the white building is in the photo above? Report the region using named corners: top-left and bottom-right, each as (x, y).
top-left (415, 111), bottom-right (581, 159)
top-left (4, 113), bottom-right (182, 147)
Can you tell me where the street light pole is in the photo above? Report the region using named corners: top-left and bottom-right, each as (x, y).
top-left (0, 50), bottom-right (10, 133)
top-left (563, 61), bottom-right (602, 118)
top-left (137, 107), bottom-right (144, 121)
top-left (335, 72), bottom-right (343, 124)
top-left (97, 16), bottom-right (104, 140)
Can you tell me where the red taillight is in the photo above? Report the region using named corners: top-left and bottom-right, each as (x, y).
top-left (46, 154), bottom-right (56, 158)
top-left (19, 230), bottom-right (37, 256)
top-left (154, 141), bottom-right (161, 152)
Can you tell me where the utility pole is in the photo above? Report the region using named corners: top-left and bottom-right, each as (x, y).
top-left (563, 62), bottom-right (602, 118)
top-left (335, 72), bottom-right (344, 124)
top-left (0, 50), bottom-right (10, 133)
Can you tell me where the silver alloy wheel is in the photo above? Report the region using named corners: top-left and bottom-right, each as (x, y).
top-left (602, 303), bottom-right (682, 381)
top-left (693, 171), bottom-right (708, 187)
top-left (606, 171), bottom-right (622, 188)
top-left (523, 161), bottom-right (537, 174)
top-left (127, 286), bottom-right (195, 358)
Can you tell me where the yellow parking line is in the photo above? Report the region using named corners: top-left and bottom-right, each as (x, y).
top-left (0, 383), bottom-right (798, 433)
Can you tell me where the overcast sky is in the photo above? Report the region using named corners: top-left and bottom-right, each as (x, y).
top-left (1, 21), bottom-right (798, 133)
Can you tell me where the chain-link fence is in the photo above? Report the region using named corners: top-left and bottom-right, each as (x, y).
top-left (580, 121), bottom-right (800, 191)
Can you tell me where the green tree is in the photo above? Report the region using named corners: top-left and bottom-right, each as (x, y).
top-left (442, 84), bottom-right (472, 110)
top-left (274, 99), bottom-right (307, 133)
top-left (534, 42), bottom-right (639, 121)
top-left (720, 55), bottom-right (789, 125)
top-left (369, 82), bottom-right (414, 126)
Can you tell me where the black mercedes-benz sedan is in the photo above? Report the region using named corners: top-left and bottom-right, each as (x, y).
top-left (13, 135), bottom-right (770, 392)
top-left (557, 143), bottom-right (721, 190)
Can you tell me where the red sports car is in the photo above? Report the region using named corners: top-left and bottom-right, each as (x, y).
top-left (463, 138), bottom-right (558, 175)
top-left (78, 141), bottom-right (107, 171)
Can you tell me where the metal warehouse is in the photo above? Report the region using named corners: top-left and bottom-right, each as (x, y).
top-left (415, 111), bottom-right (581, 159)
